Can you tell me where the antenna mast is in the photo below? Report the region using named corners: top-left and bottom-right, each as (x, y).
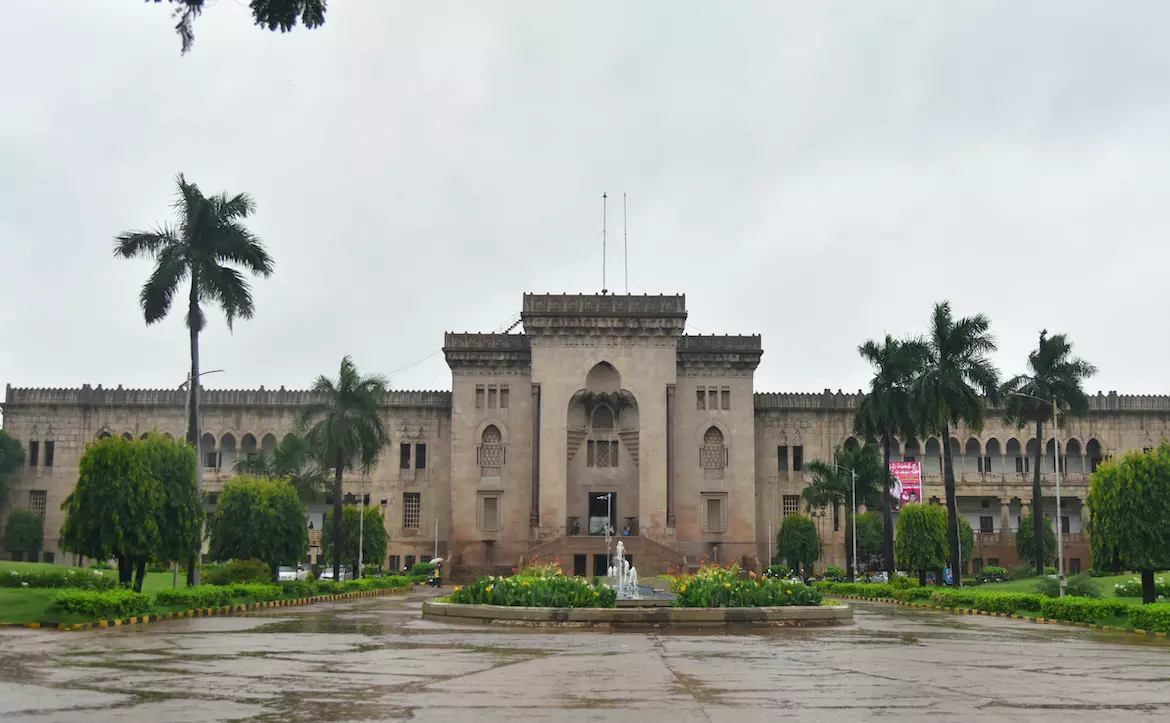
top-left (623, 192), bottom-right (628, 294)
top-left (601, 192), bottom-right (608, 295)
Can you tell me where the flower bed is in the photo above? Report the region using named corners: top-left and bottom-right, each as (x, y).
top-left (448, 575), bottom-right (616, 608)
top-left (1113, 576), bottom-right (1169, 599)
top-left (670, 563), bottom-right (822, 608)
top-left (1, 568), bottom-right (119, 591)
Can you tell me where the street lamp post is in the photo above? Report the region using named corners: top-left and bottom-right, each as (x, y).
top-left (1009, 391), bottom-right (1066, 597)
top-left (825, 462), bottom-right (859, 582)
top-left (180, 369), bottom-right (224, 587)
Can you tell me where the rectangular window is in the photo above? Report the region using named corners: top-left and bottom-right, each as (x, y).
top-left (988, 557), bottom-right (1000, 567)
top-left (488, 386), bottom-right (498, 409)
top-left (415, 443), bottom-right (427, 470)
top-left (480, 494), bottom-right (500, 531)
top-left (404, 555), bottom-right (416, 570)
top-left (500, 385), bottom-right (509, 409)
top-left (702, 493), bottom-right (727, 533)
top-left (400, 443), bottom-right (411, 469)
top-left (983, 456), bottom-right (992, 474)
top-left (586, 440), bottom-right (596, 467)
top-left (973, 557), bottom-right (983, 573)
top-left (610, 441), bottom-right (619, 467)
top-left (28, 441), bottom-right (39, 467)
top-left (403, 493), bottom-right (421, 529)
top-left (782, 494), bottom-right (799, 517)
top-left (596, 440), bottom-right (611, 467)
top-left (720, 388), bottom-right (730, 410)
top-left (1069, 558), bottom-right (1081, 574)
top-left (793, 446), bottom-right (804, 472)
top-left (977, 456), bottom-right (984, 474)
top-left (777, 445), bottom-right (788, 478)
top-left (833, 503), bottom-right (840, 532)
top-left (979, 516), bottom-right (994, 533)
top-left (981, 499), bottom-right (990, 509)
top-left (1061, 516), bottom-right (1070, 534)
top-left (44, 441), bottom-right (54, 468)
top-left (204, 452), bottom-right (218, 469)
top-left (696, 389), bottom-right (706, 410)
top-left (388, 555), bottom-right (401, 574)
top-left (475, 385), bottom-right (485, 409)
top-left (29, 490), bottom-right (47, 519)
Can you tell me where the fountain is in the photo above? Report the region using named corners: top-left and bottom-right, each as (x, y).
top-left (608, 540), bottom-right (640, 599)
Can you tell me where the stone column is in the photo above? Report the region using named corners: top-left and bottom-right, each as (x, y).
top-left (530, 384), bottom-right (541, 527)
top-left (999, 498), bottom-right (1011, 532)
top-left (666, 384), bottom-right (676, 528)
top-left (1080, 502), bottom-right (1090, 529)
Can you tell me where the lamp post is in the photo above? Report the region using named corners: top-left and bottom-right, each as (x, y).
top-left (179, 368), bottom-right (224, 587)
top-left (823, 462), bottom-right (859, 582)
top-left (1009, 390), bottom-right (1066, 596)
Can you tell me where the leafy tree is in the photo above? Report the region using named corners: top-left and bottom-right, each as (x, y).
top-left (299, 356), bottom-right (390, 582)
top-left (233, 433), bottom-right (328, 502)
top-left (777, 513), bottom-right (821, 578)
top-left (855, 335), bottom-right (928, 574)
top-left (114, 173), bottom-right (273, 584)
top-left (208, 476), bottom-right (309, 580)
top-left (802, 444), bottom-right (887, 580)
top-left (895, 503), bottom-right (949, 586)
top-left (61, 436), bottom-right (165, 591)
top-left (1001, 330), bottom-right (1097, 575)
top-left (910, 302), bottom-right (1000, 587)
top-left (144, 434), bottom-right (205, 574)
top-left (0, 429), bottom-right (23, 507)
top-left (149, 0), bottom-right (327, 54)
top-left (1015, 511), bottom-right (1057, 568)
top-left (954, 516), bottom-right (974, 574)
top-left (322, 505), bottom-right (388, 574)
top-left (1089, 445), bottom-right (1170, 604)
top-left (4, 509), bottom-right (44, 560)
top-left (851, 511), bottom-right (885, 571)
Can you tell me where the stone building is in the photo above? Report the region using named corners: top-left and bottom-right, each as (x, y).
top-left (2, 293), bottom-right (1167, 576)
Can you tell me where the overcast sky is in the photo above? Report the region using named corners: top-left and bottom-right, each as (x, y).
top-left (2, 1), bottom-right (1167, 400)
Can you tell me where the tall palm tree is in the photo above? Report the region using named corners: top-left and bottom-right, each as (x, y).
top-left (802, 444), bottom-right (887, 579)
top-left (233, 433), bottom-right (329, 503)
top-left (298, 357), bottom-right (390, 581)
top-left (911, 302), bottom-right (1000, 586)
top-left (1001, 330), bottom-right (1097, 575)
top-left (115, 173), bottom-right (273, 585)
top-left (854, 335), bottom-right (928, 574)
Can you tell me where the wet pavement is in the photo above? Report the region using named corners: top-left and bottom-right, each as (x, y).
top-left (1, 590), bottom-right (1169, 722)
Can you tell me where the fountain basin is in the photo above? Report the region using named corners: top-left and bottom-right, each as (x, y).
top-left (421, 600), bottom-right (852, 628)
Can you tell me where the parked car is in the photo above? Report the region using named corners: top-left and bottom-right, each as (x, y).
top-left (317, 566), bottom-right (353, 582)
top-left (278, 565), bottom-right (308, 582)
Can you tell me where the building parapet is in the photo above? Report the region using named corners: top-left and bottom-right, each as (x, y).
top-left (3, 384), bottom-right (452, 410)
top-left (753, 390), bottom-right (1170, 413)
top-left (442, 333), bottom-right (530, 351)
top-left (522, 293), bottom-right (687, 318)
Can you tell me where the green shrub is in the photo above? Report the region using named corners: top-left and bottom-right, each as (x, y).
top-left (408, 562), bottom-right (437, 576)
top-left (931, 590), bottom-right (976, 608)
top-left (1039, 596), bottom-right (1128, 623)
top-left (1044, 566), bottom-right (1058, 576)
top-left (1112, 576), bottom-right (1170, 598)
top-left (0, 567), bottom-right (119, 591)
top-left (817, 582), bottom-right (893, 598)
top-left (224, 583), bottom-right (283, 602)
top-left (1129, 603), bottom-right (1170, 633)
top-left (203, 559), bottom-right (272, 586)
top-left (312, 580), bottom-right (344, 595)
top-left (280, 580), bottom-right (314, 599)
top-left (46, 589), bottom-right (153, 620)
top-left (892, 587), bottom-right (934, 602)
top-left (1008, 564), bottom-right (1036, 581)
top-left (154, 585), bottom-right (233, 609)
top-left (972, 592), bottom-right (1044, 614)
top-left (825, 566), bottom-right (845, 581)
top-left (1035, 573), bottom-right (1100, 598)
top-left (89, 562), bottom-right (113, 570)
top-left (764, 564), bottom-right (792, 579)
top-left (449, 575), bottom-right (617, 608)
top-left (672, 571), bottom-right (821, 608)
top-left (975, 565), bottom-right (1008, 584)
top-left (889, 575), bottom-right (919, 590)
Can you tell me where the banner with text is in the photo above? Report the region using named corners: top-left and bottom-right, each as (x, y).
top-left (889, 460), bottom-right (923, 509)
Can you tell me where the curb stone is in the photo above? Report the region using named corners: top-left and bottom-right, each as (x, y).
top-left (837, 594), bottom-right (1168, 640)
top-left (0, 585), bottom-right (410, 632)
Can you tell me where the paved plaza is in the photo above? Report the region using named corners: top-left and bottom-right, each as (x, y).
top-left (1, 590), bottom-right (1169, 722)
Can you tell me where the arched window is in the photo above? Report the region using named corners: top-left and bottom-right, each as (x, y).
top-left (701, 426), bottom-right (726, 480)
top-left (591, 405), bottom-right (614, 430)
top-left (478, 425), bottom-right (504, 476)
top-left (586, 404), bottom-right (619, 468)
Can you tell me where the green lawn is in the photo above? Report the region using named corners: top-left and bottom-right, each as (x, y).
top-left (1, 561), bottom-right (196, 623)
top-left (970, 572), bottom-right (1153, 603)
top-left (0, 561), bottom-right (179, 594)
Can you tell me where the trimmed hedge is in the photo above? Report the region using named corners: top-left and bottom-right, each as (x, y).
top-left (892, 587), bottom-right (934, 602)
top-left (154, 585), bottom-right (234, 609)
top-left (1039, 596), bottom-right (1128, 623)
top-left (1129, 603), bottom-right (1170, 633)
top-left (972, 592), bottom-right (1044, 614)
top-left (203, 559), bottom-right (273, 586)
top-left (224, 583), bottom-right (284, 602)
top-left (932, 590), bottom-right (976, 608)
top-left (46, 589), bottom-right (153, 619)
top-left (816, 582), bottom-right (894, 598)
top-left (1, 568), bottom-right (119, 591)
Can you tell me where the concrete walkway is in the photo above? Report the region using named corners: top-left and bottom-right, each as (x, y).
top-left (1, 590), bottom-right (1168, 721)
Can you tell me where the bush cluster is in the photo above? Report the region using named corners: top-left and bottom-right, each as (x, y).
top-left (1113, 576), bottom-right (1170, 599)
top-left (1035, 573), bottom-right (1100, 598)
top-left (815, 581), bottom-right (894, 598)
top-left (46, 589), bottom-right (153, 619)
top-left (931, 590), bottom-right (976, 608)
top-left (972, 592), bottom-right (1045, 614)
top-left (154, 585), bottom-right (234, 609)
top-left (1, 568), bottom-right (119, 591)
top-left (408, 562), bottom-right (437, 576)
top-left (449, 574), bottom-right (615, 608)
top-left (892, 587), bottom-right (934, 602)
top-left (764, 564), bottom-right (792, 579)
top-left (672, 565), bottom-right (821, 608)
top-left (1128, 603), bottom-right (1170, 633)
top-left (975, 566), bottom-right (1008, 584)
top-left (1039, 596), bottom-right (1128, 623)
top-left (202, 559), bottom-right (273, 586)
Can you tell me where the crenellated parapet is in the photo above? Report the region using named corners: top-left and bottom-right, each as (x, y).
top-left (442, 333), bottom-right (531, 372)
top-left (677, 334), bottom-right (763, 374)
top-left (3, 384), bottom-right (452, 410)
top-left (752, 390), bottom-right (1170, 413)
top-left (521, 293), bottom-right (687, 339)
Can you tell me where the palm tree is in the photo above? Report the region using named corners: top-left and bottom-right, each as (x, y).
top-left (802, 444), bottom-right (888, 579)
top-left (854, 335), bottom-right (928, 574)
top-left (1001, 330), bottom-right (1097, 575)
top-left (298, 357), bottom-right (390, 581)
top-left (115, 173), bottom-right (273, 585)
top-left (233, 433), bottom-right (329, 502)
top-left (911, 302), bottom-right (1000, 586)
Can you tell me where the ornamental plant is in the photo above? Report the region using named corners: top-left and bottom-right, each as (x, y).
top-left (670, 562), bottom-right (822, 608)
top-left (447, 574), bottom-right (616, 608)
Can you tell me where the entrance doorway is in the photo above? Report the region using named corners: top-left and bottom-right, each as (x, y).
top-left (593, 553), bottom-right (609, 577)
top-left (589, 492), bottom-right (616, 536)
top-left (574, 554), bottom-right (587, 577)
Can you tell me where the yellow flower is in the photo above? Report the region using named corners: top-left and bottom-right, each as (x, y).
top-left (786, 589), bottom-right (792, 595)
top-left (454, 586), bottom-right (461, 592)
top-left (680, 584), bottom-right (687, 592)
top-left (523, 581), bottom-right (530, 586)
top-left (724, 583), bottom-right (731, 589)
top-left (594, 592), bottom-right (599, 597)
top-left (486, 585), bottom-right (493, 593)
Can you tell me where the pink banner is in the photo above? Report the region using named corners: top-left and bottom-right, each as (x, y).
top-left (889, 460), bottom-right (923, 506)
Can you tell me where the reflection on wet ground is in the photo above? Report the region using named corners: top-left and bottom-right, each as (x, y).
top-left (1, 591), bottom-right (1169, 721)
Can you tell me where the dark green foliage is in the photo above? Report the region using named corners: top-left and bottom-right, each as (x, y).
top-left (223, 583), bottom-right (283, 602)
top-left (852, 511), bottom-right (885, 567)
top-left (975, 565), bottom-right (1008, 583)
top-left (1008, 563), bottom-right (1037, 581)
top-left (449, 575), bottom-right (618, 608)
top-left (777, 514), bottom-right (820, 576)
top-left (145, 435), bottom-right (204, 570)
top-left (1039, 596), bottom-right (1125, 623)
top-left (803, 444), bottom-right (887, 576)
top-left (321, 505), bottom-right (388, 574)
top-left (1089, 444), bottom-right (1170, 603)
top-left (955, 516), bottom-right (974, 571)
top-left (972, 592), bottom-right (1044, 613)
top-left (1036, 572), bottom-right (1100, 598)
top-left (408, 562), bottom-right (437, 576)
top-left (888, 574), bottom-right (918, 590)
top-left (764, 564), bottom-right (792, 579)
top-left (4, 509), bottom-right (44, 557)
top-left (202, 559), bottom-right (273, 586)
top-left (233, 432), bottom-right (327, 502)
top-left (892, 587), bottom-right (934, 602)
top-left (208, 478), bottom-right (309, 577)
top-left (150, 0), bottom-right (328, 54)
top-left (931, 590), bottom-right (977, 608)
top-left (1016, 512), bottom-right (1057, 566)
top-left (1129, 603), bottom-right (1170, 633)
top-left (46, 589), bottom-right (154, 620)
top-left (0, 429), bottom-right (23, 506)
top-left (815, 582), bottom-right (893, 598)
top-left (299, 356), bottom-right (390, 582)
top-left (1001, 330), bottom-right (1096, 574)
top-left (154, 585), bottom-right (233, 609)
top-left (895, 504), bottom-right (948, 575)
top-left (0, 567), bottom-right (118, 591)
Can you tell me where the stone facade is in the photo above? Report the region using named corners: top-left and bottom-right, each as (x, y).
top-left (2, 293), bottom-right (1168, 576)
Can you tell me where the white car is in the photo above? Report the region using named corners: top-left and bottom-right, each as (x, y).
top-left (317, 566), bottom-right (353, 582)
top-left (278, 565), bottom-right (308, 582)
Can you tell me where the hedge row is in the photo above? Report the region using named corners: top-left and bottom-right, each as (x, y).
top-left (1, 568), bottom-right (120, 591)
top-left (1039, 596), bottom-right (1129, 624)
top-left (1128, 603), bottom-right (1170, 633)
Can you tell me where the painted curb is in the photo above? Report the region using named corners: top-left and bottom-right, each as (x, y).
top-left (1, 585), bottom-right (410, 632)
top-left (837, 595), bottom-right (1169, 640)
